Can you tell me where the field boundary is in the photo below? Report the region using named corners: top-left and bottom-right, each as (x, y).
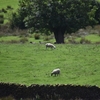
top-left (0, 83), bottom-right (100, 100)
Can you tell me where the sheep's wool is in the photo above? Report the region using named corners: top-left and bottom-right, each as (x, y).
top-left (51, 68), bottom-right (60, 76)
top-left (46, 43), bottom-right (56, 49)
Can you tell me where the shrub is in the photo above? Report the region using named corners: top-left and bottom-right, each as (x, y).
top-left (19, 30), bottom-right (29, 37)
top-left (0, 15), bottom-right (4, 18)
top-left (68, 39), bottom-right (78, 44)
top-left (4, 40), bottom-right (20, 44)
top-left (0, 15), bottom-right (4, 24)
top-left (68, 36), bottom-right (78, 44)
top-left (6, 5), bottom-right (13, 10)
top-left (1, 8), bottom-right (7, 13)
top-left (34, 33), bottom-right (40, 40)
top-left (80, 37), bottom-right (91, 44)
top-left (0, 19), bottom-right (4, 24)
top-left (20, 37), bottom-right (28, 43)
top-left (10, 40), bottom-right (19, 43)
top-left (95, 41), bottom-right (100, 44)
top-left (44, 36), bottom-right (50, 41)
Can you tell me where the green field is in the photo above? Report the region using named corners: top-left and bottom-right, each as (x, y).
top-left (0, 0), bottom-right (100, 87)
top-left (0, 0), bottom-right (19, 24)
top-left (0, 43), bottom-right (100, 86)
top-left (0, 0), bottom-right (18, 9)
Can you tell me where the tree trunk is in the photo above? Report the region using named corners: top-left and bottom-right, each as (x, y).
top-left (53, 28), bottom-right (65, 44)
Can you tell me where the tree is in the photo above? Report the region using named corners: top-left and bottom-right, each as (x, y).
top-left (95, 2), bottom-right (100, 24)
top-left (22, 0), bottom-right (98, 43)
top-left (10, 0), bottom-right (32, 29)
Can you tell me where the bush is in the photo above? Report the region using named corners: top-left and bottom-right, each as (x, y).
top-left (9, 40), bottom-right (20, 43)
top-left (6, 5), bottom-right (13, 10)
top-left (95, 41), bottom-right (100, 44)
top-left (1, 8), bottom-right (7, 13)
top-left (80, 37), bottom-right (91, 44)
top-left (0, 19), bottom-right (4, 24)
top-left (34, 33), bottom-right (40, 40)
top-left (0, 15), bottom-right (4, 18)
top-left (20, 37), bottom-right (28, 43)
top-left (68, 39), bottom-right (78, 44)
top-left (68, 36), bottom-right (78, 44)
top-left (44, 36), bottom-right (50, 41)
top-left (0, 15), bottom-right (4, 24)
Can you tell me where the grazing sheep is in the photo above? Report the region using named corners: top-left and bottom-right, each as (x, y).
top-left (51, 68), bottom-right (60, 76)
top-left (45, 43), bottom-right (56, 49)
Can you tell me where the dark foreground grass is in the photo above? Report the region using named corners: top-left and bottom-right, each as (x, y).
top-left (0, 43), bottom-right (100, 86)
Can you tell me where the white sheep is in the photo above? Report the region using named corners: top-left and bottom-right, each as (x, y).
top-left (51, 68), bottom-right (60, 76)
top-left (45, 43), bottom-right (56, 49)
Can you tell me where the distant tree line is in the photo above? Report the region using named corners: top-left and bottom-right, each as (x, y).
top-left (10, 0), bottom-right (100, 43)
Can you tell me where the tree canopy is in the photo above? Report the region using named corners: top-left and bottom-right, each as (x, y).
top-left (12, 0), bottom-right (100, 43)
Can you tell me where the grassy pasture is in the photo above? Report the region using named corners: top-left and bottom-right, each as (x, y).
top-left (0, 33), bottom-right (100, 43)
top-left (0, 0), bottom-right (100, 87)
top-left (0, 43), bottom-right (100, 86)
top-left (0, 0), bottom-right (19, 24)
top-left (0, 0), bottom-right (18, 9)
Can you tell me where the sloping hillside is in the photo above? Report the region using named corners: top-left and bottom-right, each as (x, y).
top-left (0, 0), bottom-right (18, 9)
